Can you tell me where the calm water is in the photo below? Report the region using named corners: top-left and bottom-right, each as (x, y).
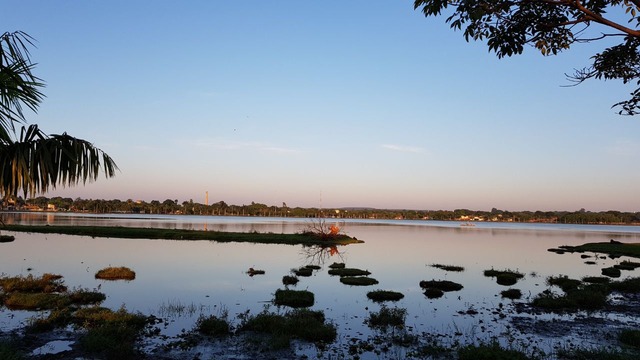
top-left (2, 212), bottom-right (640, 358)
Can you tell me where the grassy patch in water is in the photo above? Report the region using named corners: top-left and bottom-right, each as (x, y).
top-left (582, 276), bottom-right (611, 284)
top-left (2, 224), bottom-right (364, 246)
top-left (293, 267), bottom-right (313, 277)
top-left (366, 290), bottom-right (405, 302)
top-left (3, 292), bottom-right (70, 310)
top-left (328, 262), bottom-right (345, 269)
top-left (547, 275), bottom-right (582, 292)
top-left (620, 329), bottom-right (640, 348)
top-left (424, 288), bottom-right (444, 299)
top-left (611, 277), bottom-right (640, 293)
top-left (274, 289), bottom-right (314, 308)
top-left (532, 285), bottom-right (609, 311)
top-left (0, 273), bottom-right (66, 293)
top-left (457, 341), bottom-right (532, 360)
top-left (0, 235), bottom-right (15, 243)
top-left (367, 306), bottom-right (406, 330)
top-left (501, 288), bottom-right (522, 300)
top-left (602, 267), bottom-right (622, 278)
top-left (339, 276), bottom-right (379, 286)
top-left (196, 314), bottom-right (231, 337)
top-left (0, 340), bottom-right (23, 360)
top-left (560, 242), bottom-right (640, 259)
top-left (430, 264), bottom-right (465, 272)
top-left (484, 269), bottom-right (525, 286)
top-left (328, 268), bottom-right (371, 277)
top-left (95, 266), bottom-right (136, 280)
top-left (419, 280), bottom-right (464, 292)
top-left (282, 275), bottom-right (299, 286)
top-left (239, 309), bottom-right (336, 349)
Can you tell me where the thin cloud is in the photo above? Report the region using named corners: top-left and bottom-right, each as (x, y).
top-left (382, 144), bottom-right (428, 154)
top-left (194, 139), bottom-right (300, 154)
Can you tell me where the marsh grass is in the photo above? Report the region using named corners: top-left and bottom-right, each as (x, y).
top-left (0, 340), bottom-right (22, 360)
top-left (620, 329), bottom-right (640, 348)
top-left (582, 276), bottom-right (611, 284)
top-left (484, 269), bottom-right (525, 286)
top-left (424, 288), bottom-right (444, 299)
top-left (602, 267), bottom-right (622, 278)
top-left (157, 299), bottom-right (201, 318)
top-left (3, 292), bottom-right (69, 310)
top-left (282, 275), bottom-right (299, 286)
top-left (430, 264), bottom-right (465, 272)
top-left (547, 275), bottom-right (582, 292)
top-left (196, 314), bottom-right (231, 337)
top-left (95, 266), bottom-right (136, 281)
top-left (79, 322), bottom-right (142, 360)
top-left (328, 268), bottom-right (371, 277)
top-left (611, 277), bottom-right (640, 292)
top-left (367, 306), bottom-right (406, 331)
top-left (274, 289), bottom-right (314, 308)
top-left (0, 235), bottom-right (15, 243)
top-left (293, 267), bottom-right (313, 277)
top-left (328, 262), bottom-right (345, 269)
top-left (0, 273), bottom-right (65, 293)
top-left (501, 288), bottom-right (522, 300)
top-left (339, 276), bottom-right (379, 286)
top-left (457, 341), bottom-right (532, 360)
top-left (4, 224), bottom-right (364, 246)
top-left (240, 309), bottom-right (336, 349)
top-left (419, 280), bottom-right (464, 292)
top-left (366, 290), bottom-right (405, 302)
top-left (556, 347), bottom-right (640, 360)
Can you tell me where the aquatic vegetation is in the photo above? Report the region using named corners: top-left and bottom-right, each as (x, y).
top-left (0, 235), bottom-right (15, 243)
top-left (239, 309), bottom-right (336, 349)
top-left (3, 292), bottom-right (69, 310)
top-left (282, 275), bottom-right (299, 285)
top-left (620, 329), bottom-right (640, 349)
top-left (246, 267), bottom-right (265, 276)
top-left (293, 267), bottom-right (313, 277)
top-left (95, 266), bottom-right (136, 280)
top-left (430, 263), bottom-right (465, 272)
top-left (366, 290), bottom-right (405, 302)
top-left (79, 322), bottom-right (143, 359)
top-left (274, 289), bottom-right (314, 308)
top-left (304, 265), bottom-right (321, 270)
top-left (4, 224), bottom-right (365, 246)
top-left (501, 288), bottom-right (522, 300)
top-left (424, 288), bottom-right (444, 299)
top-left (367, 306), bottom-right (406, 330)
top-left (610, 277), bottom-right (640, 293)
top-left (547, 275), bottom-right (582, 292)
top-left (559, 242), bottom-right (640, 259)
top-left (602, 266), bottom-right (622, 278)
top-left (0, 273), bottom-right (65, 293)
top-left (339, 276), bottom-right (379, 286)
top-left (419, 280), bottom-right (464, 292)
top-left (532, 285), bottom-right (609, 311)
top-left (328, 262), bottom-right (345, 269)
top-left (582, 276), bottom-right (611, 284)
top-left (484, 269), bottom-right (524, 286)
top-left (196, 314), bottom-right (231, 337)
top-left (328, 267), bottom-right (371, 277)
top-left (457, 341), bottom-right (532, 360)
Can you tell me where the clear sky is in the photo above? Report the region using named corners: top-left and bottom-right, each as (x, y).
top-left (4, 1), bottom-right (640, 212)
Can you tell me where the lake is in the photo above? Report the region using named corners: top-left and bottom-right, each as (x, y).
top-left (2, 212), bottom-right (640, 358)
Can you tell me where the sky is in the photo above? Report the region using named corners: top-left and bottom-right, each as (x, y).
top-left (3, 1), bottom-right (640, 212)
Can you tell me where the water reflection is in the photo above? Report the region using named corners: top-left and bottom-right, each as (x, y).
top-left (2, 212), bottom-right (640, 358)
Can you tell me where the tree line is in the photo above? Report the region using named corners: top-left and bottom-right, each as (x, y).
top-left (5, 196), bottom-right (640, 225)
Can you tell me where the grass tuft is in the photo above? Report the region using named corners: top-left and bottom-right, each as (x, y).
top-left (366, 290), bottom-right (405, 302)
top-left (339, 276), bottom-right (379, 286)
top-left (274, 289), bottom-right (314, 308)
top-left (95, 266), bottom-right (136, 280)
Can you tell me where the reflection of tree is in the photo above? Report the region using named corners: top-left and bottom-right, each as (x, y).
top-left (300, 244), bottom-right (344, 265)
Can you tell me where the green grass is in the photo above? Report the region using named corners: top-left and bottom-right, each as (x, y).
top-left (2, 224), bottom-right (364, 246)
top-left (274, 289), bottom-right (314, 308)
top-left (95, 266), bottom-right (136, 280)
top-left (339, 276), bottom-right (379, 286)
top-left (366, 290), bottom-right (405, 302)
top-left (419, 280), bottom-right (464, 292)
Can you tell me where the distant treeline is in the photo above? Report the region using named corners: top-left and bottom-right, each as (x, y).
top-left (6, 196), bottom-right (640, 225)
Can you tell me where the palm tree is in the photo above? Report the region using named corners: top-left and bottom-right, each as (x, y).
top-left (0, 31), bottom-right (117, 199)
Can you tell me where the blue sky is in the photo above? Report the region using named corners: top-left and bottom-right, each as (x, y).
top-left (4, 1), bottom-right (640, 211)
